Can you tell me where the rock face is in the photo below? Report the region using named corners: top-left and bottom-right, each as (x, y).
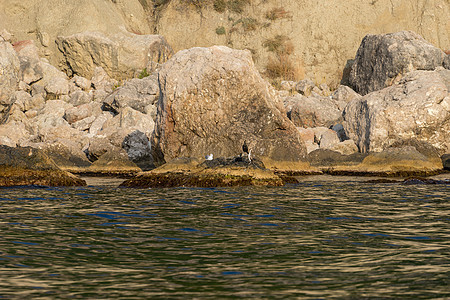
top-left (0, 40), bottom-right (20, 116)
top-left (344, 69), bottom-right (450, 154)
top-left (0, 0), bottom-right (152, 71)
top-left (56, 31), bottom-right (173, 80)
top-left (349, 31), bottom-right (448, 95)
top-left (155, 0), bottom-right (449, 87)
top-left (152, 46), bottom-right (308, 168)
top-left (0, 145), bottom-right (86, 186)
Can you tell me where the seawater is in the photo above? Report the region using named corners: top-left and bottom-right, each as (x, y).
top-left (0, 175), bottom-right (448, 299)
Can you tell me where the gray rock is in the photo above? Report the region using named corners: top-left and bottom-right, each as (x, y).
top-left (122, 130), bottom-right (154, 170)
top-left (349, 31), bottom-right (447, 95)
top-left (295, 79), bottom-right (315, 96)
top-left (103, 75), bottom-right (159, 114)
top-left (344, 69), bottom-right (450, 154)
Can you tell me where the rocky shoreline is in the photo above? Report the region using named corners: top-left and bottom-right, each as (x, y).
top-left (0, 28), bottom-right (449, 187)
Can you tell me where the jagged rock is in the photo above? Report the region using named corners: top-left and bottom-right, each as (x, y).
top-left (0, 41), bottom-right (20, 113)
top-left (0, 145), bottom-right (86, 187)
top-left (344, 69), bottom-right (450, 154)
top-left (38, 60), bottom-right (70, 98)
top-left (71, 75), bottom-right (92, 91)
top-left (68, 90), bottom-right (93, 106)
top-left (122, 130), bottom-right (153, 170)
top-left (349, 31), bottom-right (448, 95)
top-left (64, 102), bottom-right (102, 124)
top-left (331, 85), bottom-right (361, 111)
top-left (295, 79), bottom-right (315, 96)
top-left (152, 46), bottom-right (308, 170)
top-left (287, 94), bottom-right (343, 128)
top-left (103, 75), bottom-right (159, 114)
top-left (56, 31), bottom-right (173, 80)
top-left (13, 40), bottom-right (43, 85)
top-left (0, 121), bottom-right (30, 147)
top-left (89, 112), bottom-right (113, 135)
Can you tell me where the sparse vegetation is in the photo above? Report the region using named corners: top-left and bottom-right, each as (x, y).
top-left (234, 17), bottom-right (258, 32)
top-left (138, 68), bottom-right (150, 79)
top-left (263, 35), bottom-right (299, 82)
top-left (213, 0), bottom-right (227, 12)
top-left (227, 0), bottom-right (250, 13)
top-left (215, 26), bottom-right (226, 35)
top-left (265, 7), bottom-right (291, 21)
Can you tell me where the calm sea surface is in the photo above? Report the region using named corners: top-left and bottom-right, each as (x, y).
top-left (0, 175), bottom-right (448, 299)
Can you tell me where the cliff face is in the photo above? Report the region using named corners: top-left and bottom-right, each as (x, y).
top-left (154, 0), bottom-right (449, 87)
top-left (0, 0), bottom-right (448, 86)
top-left (0, 0), bottom-right (152, 69)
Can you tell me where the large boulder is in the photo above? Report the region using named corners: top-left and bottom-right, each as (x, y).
top-left (349, 31), bottom-right (448, 95)
top-left (344, 69), bottom-right (449, 154)
top-left (152, 46), bottom-right (308, 168)
top-left (56, 31), bottom-right (173, 80)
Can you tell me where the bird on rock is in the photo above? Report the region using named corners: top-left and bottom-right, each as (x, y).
top-left (242, 140), bottom-right (249, 154)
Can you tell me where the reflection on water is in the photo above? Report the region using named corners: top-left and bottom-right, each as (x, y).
top-left (0, 177), bottom-right (448, 298)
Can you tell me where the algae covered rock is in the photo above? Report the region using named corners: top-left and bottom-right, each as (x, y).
top-left (152, 45), bottom-right (308, 170)
top-left (120, 156), bottom-right (288, 188)
top-left (0, 145), bottom-right (86, 186)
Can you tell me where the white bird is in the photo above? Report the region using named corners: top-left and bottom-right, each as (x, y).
top-left (205, 153), bottom-right (213, 160)
top-left (248, 149), bottom-right (252, 163)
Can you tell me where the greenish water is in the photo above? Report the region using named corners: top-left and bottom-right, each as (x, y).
top-left (0, 175), bottom-right (449, 299)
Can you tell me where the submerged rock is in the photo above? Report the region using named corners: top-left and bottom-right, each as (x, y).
top-left (0, 145), bottom-right (86, 186)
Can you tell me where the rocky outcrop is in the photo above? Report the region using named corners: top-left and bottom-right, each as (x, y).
top-left (0, 145), bottom-right (86, 186)
top-left (56, 31), bottom-right (173, 80)
top-left (152, 45), bottom-right (309, 171)
top-left (344, 69), bottom-right (449, 154)
top-left (349, 31), bottom-right (448, 95)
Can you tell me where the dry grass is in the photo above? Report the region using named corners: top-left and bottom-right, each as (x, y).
top-left (265, 7), bottom-right (292, 21)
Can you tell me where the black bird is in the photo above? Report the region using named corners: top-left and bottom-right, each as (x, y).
top-left (242, 140), bottom-right (249, 154)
